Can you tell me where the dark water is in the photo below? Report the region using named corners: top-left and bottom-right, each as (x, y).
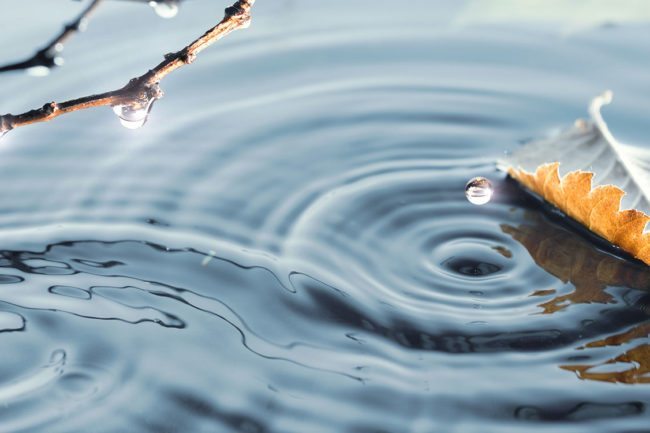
top-left (1, 1), bottom-right (650, 432)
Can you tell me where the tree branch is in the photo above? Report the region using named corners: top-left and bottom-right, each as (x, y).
top-left (0, 0), bottom-right (104, 74)
top-left (0, 0), bottom-right (255, 135)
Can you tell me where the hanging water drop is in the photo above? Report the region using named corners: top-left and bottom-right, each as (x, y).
top-left (465, 177), bottom-right (493, 205)
top-left (112, 99), bottom-right (155, 130)
top-left (149, 0), bottom-right (179, 19)
top-left (26, 65), bottom-right (51, 77)
top-left (78, 18), bottom-right (89, 32)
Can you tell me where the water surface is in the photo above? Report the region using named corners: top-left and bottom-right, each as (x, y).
top-left (1, 1), bottom-right (650, 432)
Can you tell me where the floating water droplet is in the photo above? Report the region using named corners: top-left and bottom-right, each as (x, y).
top-left (112, 99), bottom-right (155, 130)
top-left (465, 176), bottom-right (493, 205)
top-left (149, 0), bottom-right (179, 19)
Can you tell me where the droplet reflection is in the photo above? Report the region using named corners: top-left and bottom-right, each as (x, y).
top-left (465, 176), bottom-right (493, 205)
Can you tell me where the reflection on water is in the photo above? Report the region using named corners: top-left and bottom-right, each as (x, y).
top-left (502, 211), bottom-right (650, 314)
top-left (503, 209), bottom-right (650, 385)
top-left (563, 343), bottom-right (650, 384)
top-left (567, 313), bottom-right (650, 385)
top-left (0, 0), bottom-right (650, 432)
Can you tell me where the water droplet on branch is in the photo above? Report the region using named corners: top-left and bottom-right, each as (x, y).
top-left (26, 66), bottom-right (52, 77)
top-left (25, 46), bottom-right (65, 77)
top-left (465, 177), bottom-right (493, 205)
top-left (78, 18), bottom-right (89, 32)
top-left (112, 98), bottom-right (155, 130)
top-left (149, 0), bottom-right (180, 19)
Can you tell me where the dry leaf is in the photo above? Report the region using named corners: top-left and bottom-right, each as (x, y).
top-left (499, 92), bottom-right (650, 265)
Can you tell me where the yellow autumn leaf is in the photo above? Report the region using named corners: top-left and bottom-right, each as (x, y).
top-left (499, 92), bottom-right (650, 265)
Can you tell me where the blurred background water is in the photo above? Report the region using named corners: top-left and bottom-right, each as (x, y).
top-left (1, 1), bottom-right (650, 432)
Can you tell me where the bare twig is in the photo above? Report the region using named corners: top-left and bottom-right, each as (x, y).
top-left (0, 0), bottom-right (255, 135)
top-left (0, 0), bottom-right (104, 74)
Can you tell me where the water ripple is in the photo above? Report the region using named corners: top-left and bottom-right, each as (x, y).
top-left (0, 1), bottom-right (649, 431)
